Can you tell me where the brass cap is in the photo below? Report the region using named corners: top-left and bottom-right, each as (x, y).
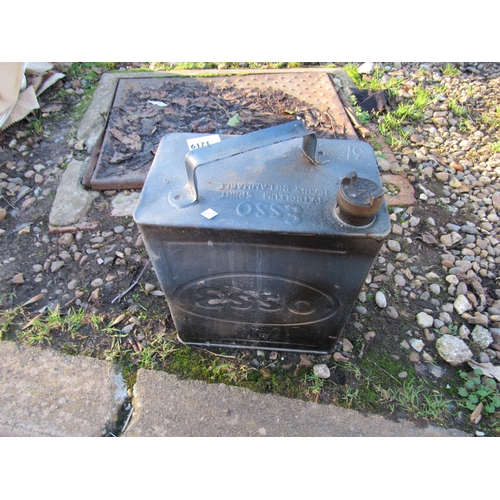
top-left (337, 171), bottom-right (384, 224)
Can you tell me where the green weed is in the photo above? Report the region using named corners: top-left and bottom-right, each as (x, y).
top-left (376, 84), bottom-right (431, 149)
top-left (441, 63), bottom-right (460, 77)
top-left (341, 352), bottom-right (451, 420)
top-left (413, 84), bottom-right (432, 110)
top-left (0, 307), bottom-right (21, 340)
top-left (30, 116), bottom-right (43, 135)
top-left (137, 345), bottom-right (159, 370)
top-left (66, 62), bottom-right (117, 79)
top-left (458, 118), bottom-right (474, 133)
top-left (393, 102), bottom-right (423, 122)
top-left (17, 307), bottom-right (90, 345)
top-left (448, 97), bottom-right (467, 117)
top-left (385, 378), bottom-right (451, 421)
top-left (344, 63), bottom-right (401, 94)
top-left (433, 84), bottom-right (448, 95)
top-left (482, 107), bottom-right (500, 128)
top-left (65, 308), bottom-right (86, 336)
top-left (342, 386), bottom-right (360, 409)
top-left (457, 369), bottom-right (500, 416)
top-left (136, 333), bottom-right (177, 370)
top-left (344, 63), bottom-right (362, 86)
top-left (104, 341), bottom-right (132, 365)
top-left (304, 372), bottom-right (325, 397)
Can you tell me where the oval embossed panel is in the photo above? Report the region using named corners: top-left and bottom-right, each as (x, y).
top-left (174, 273), bottom-right (339, 326)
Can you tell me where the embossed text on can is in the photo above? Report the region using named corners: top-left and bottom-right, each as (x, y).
top-left (174, 273), bottom-right (338, 326)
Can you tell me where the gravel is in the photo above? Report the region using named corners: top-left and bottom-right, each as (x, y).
top-left (338, 63), bottom-right (500, 390)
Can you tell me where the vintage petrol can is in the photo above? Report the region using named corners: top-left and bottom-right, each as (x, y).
top-left (133, 121), bottom-right (391, 353)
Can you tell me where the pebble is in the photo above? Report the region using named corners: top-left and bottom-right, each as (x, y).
top-left (50, 261), bottom-right (65, 273)
top-left (422, 351), bottom-right (434, 363)
top-left (454, 294), bottom-right (473, 314)
top-left (410, 338), bottom-right (425, 352)
top-left (386, 306), bottom-right (399, 319)
top-left (436, 335), bottom-right (473, 366)
top-left (394, 274), bottom-right (406, 287)
top-left (313, 364), bottom-right (331, 379)
top-left (355, 305), bottom-right (366, 315)
top-left (458, 325), bottom-right (470, 339)
top-left (11, 273), bottom-right (24, 284)
top-left (387, 240), bottom-right (401, 252)
top-left (342, 338), bottom-right (354, 352)
top-left (424, 329), bottom-right (436, 342)
top-left (409, 352), bottom-right (420, 363)
top-left (471, 325), bottom-right (493, 349)
top-left (333, 352), bottom-right (349, 363)
top-left (57, 233), bottom-right (74, 246)
top-left (428, 365), bottom-right (445, 378)
top-left (416, 312), bottom-right (434, 328)
top-left (67, 279), bottom-right (78, 290)
top-left (375, 291), bottom-right (387, 308)
top-left (364, 331), bottom-right (376, 341)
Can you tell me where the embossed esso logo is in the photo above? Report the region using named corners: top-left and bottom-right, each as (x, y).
top-left (236, 201), bottom-right (302, 225)
top-left (174, 274), bottom-right (338, 326)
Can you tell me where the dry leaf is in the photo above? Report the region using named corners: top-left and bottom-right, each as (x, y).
top-left (470, 402), bottom-right (483, 424)
top-left (110, 313), bottom-right (126, 327)
top-left (21, 293), bottom-right (45, 307)
top-left (109, 128), bottom-right (142, 151)
top-left (468, 360), bottom-right (500, 382)
top-left (22, 313), bottom-right (44, 330)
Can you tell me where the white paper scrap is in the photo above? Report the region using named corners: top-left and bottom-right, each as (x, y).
top-left (187, 134), bottom-right (221, 151)
top-left (148, 100), bottom-right (168, 107)
top-left (201, 209), bottom-right (218, 220)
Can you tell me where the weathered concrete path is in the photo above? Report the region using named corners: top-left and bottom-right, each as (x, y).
top-left (0, 341), bottom-right (469, 437)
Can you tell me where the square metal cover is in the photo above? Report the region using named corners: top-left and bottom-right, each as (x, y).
top-left (89, 72), bottom-right (357, 190)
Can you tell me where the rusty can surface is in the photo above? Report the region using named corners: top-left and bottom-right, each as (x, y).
top-left (134, 121), bottom-right (390, 353)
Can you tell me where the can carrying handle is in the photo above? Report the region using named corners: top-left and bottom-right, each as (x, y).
top-left (169, 120), bottom-right (317, 207)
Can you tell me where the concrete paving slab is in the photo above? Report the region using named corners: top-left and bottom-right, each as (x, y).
top-left (122, 369), bottom-right (469, 437)
top-left (0, 341), bottom-right (127, 437)
top-left (110, 191), bottom-right (141, 217)
top-left (48, 158), bottom-right (99, 229)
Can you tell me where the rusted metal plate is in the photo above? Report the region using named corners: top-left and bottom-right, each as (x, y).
top-left (90, 72), bottom-right (357, 191)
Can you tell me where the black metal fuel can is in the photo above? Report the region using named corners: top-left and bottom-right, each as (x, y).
top-left (133, 121), bottom-right (391, 353)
